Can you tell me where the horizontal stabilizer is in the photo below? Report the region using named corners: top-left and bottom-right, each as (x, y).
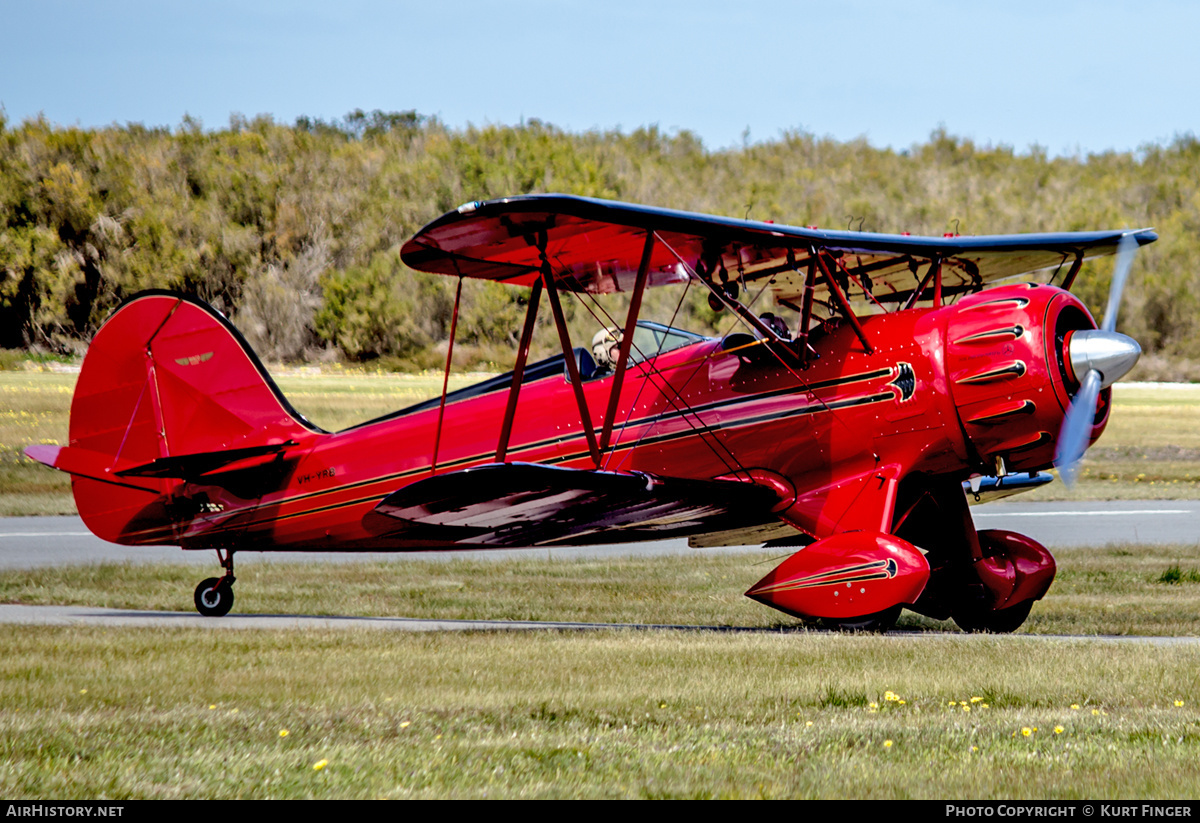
top-left (23, 444), bottom-right (159, 493)
top-left (368, 462), bottom-right (781, 547)
top-left (114, 441), bottom-right (297, 480)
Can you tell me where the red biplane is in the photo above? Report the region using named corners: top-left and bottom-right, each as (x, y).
top-left (26, 195), bottom-right (1152, 631)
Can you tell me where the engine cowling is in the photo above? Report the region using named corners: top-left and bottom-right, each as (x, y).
top-left (943, 284), bottom-right (1108, 473)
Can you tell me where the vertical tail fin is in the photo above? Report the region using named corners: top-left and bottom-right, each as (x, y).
top-left (39, 291), bottom-right (321, 544)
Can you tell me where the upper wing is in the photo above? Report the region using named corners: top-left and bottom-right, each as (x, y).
top-left (400, 194), bottom-right (1157, 309)
top-left (363, 462), bottom-right (783, 547)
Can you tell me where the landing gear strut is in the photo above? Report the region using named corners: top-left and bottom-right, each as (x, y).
top-left (194, 548), bottom-right (236, 617)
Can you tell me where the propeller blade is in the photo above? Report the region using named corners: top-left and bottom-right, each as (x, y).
top-left (1055, 232), bottom-right (1139, 488)
top-left (1101, 233), bottom-right (1138, 333)
top-left (1055, 368), bottom-right (1102, 487)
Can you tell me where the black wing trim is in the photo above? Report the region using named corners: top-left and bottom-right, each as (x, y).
top-left (365, 462), bottom-right (782, 547)
top-left (115, 441), bottom-right (296, 480)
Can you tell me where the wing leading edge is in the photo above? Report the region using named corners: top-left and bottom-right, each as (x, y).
top-left (400, 194), bottom-right (1156, 309)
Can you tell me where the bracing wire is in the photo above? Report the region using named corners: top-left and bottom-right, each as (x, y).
top-left (571, 284), bottom-right (751, 479)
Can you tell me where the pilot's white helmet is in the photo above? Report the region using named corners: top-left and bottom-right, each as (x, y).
top-left (591, 327), bottom-right (622, 369)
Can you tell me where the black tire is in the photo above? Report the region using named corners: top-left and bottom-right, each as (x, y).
top-left (194, 577), bottom-right (234, 617)
top-left (820, 605), bottom-right (902, 633)
top-left (953, 600), bottom-right (1032, 634)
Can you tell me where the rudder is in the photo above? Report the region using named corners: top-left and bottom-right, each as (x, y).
top-left (64, 291), bottom-right (321, 544)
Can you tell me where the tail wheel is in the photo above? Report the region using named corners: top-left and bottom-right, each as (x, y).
top-left (952, 600), bottom-right (1033, 634)
top-left (194, 577), bottom-right (234, 617)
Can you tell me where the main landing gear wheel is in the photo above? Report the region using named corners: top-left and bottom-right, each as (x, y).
top-left (194, 577), bottom-right (234, 617)
top-left (952, 600), bottom-right (1033, 634)
top-left (820, 605), bottom-right (902, 633)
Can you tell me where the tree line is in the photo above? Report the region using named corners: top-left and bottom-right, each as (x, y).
top-left (2, 110), bottom-right (1198, 374)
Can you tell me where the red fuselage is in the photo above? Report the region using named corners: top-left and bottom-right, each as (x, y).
top-left (84, 282), bottom-right (1097, 552)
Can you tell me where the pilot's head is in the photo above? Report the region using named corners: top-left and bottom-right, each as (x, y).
top-left (592, 327), bottom-right (622, 369)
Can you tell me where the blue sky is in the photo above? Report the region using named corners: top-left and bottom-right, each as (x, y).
top-left (2, 0), bottom-right (1196, 155)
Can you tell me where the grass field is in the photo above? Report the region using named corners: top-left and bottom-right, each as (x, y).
top-left (2, 626), bottom-right (1199, 798)
top-left (2, 546), bottom-right (1200, 798)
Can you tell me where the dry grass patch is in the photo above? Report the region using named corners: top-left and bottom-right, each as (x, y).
top-left (1, 629), bottom-right (1198, 798)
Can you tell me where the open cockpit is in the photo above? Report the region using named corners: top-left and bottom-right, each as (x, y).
top-left (340, 321), bottom-right (706, 432)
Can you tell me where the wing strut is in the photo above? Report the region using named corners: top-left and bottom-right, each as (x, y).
top-left (540, 250), bottom-right (603, 469)
top-left (788, 248), bottom-right (817, 367)
top-left (600, 230), bottom-right (654, 454)
top-left (902, 257), bottom-right (937, 310)
top-left (1060, 252), bottom-right (1084, 291)
top-left (813, 249), bottom-right (874, 354)
top-left (495, 277), bottom-right (543, 462)
top-left (430, 275), bottom-right (463, 474)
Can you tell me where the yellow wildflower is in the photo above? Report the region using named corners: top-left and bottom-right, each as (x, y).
top-left (313, 759), bottom-right (328, 771)
top-left (1054, 726), bottom-right (1064, 734)
top-left (1021, 727), bottom-right (1033, 737)
top-left (279, 729), bottom-right (289, 738)
top-left (1070, 704), bottom-right (1080, 710)
top-left (970, 696), bottom-right (983, 703)
top-left (1174, 700), bottom-right (1185, 708)
top-left (884, 740), bottom-right (893, 748)
top-left (399, 721), bottom-right (411, 728)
